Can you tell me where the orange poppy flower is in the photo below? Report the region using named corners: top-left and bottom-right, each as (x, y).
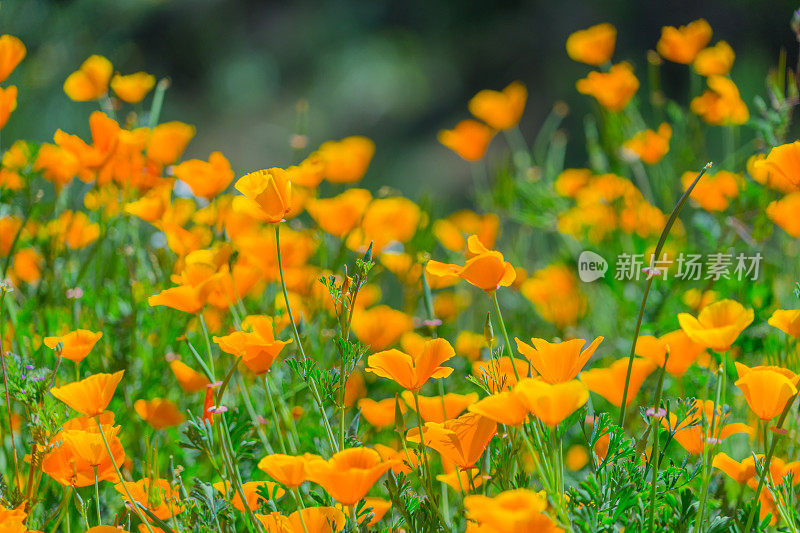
top-left (173, 151), bottom-right (234, 199)
top-left (514, 379), bottom-right (588, 427)
top-left (358, 397), bottom-right (405, 430)
top-left (306, 188), bottom-right (372, 237)
top-left (134, 398), bottom-right (185, 430)
top-left (169, 360), bottom-right (210, 393)
top-left (0, 35), bottom-right (26, 83)
top-left (351, 305), bottom-right (414, 351)
top-left (0, 85), bottom-right (17, 130)
top-left (468, 81), bottom-right (527, 130)
top-left (64, 55), bottom-right (112, 101)
top-left (49, 210), bottom-right (100, 249)
top-left (690, 76), bottom-right (748, 126)
top-left (233, 168), bottom-right (292, 224)
top-left (50, 370), bottom-right (124, 417)
top-left (735, 367), bottom-right (799, 421)
top-left (566, 23), bottom-right (616, 66)
top-left (427, 235), bottom-right (515, 292)
top-left (401, 391), bottom-right (478, 423)
top-left (373, 444), bottom-right (420, 475)
top-left (433, 211), bottom-right (499, 253)
top-left (43, 329), bottom-right (103, 363)
top-left (663, 399), bottom-right (751, 455)
top-left (657, 19), bottom-right (712, 64)
top-left (438, 119), bottom-right (495, 162)
top-left (10, 247), bottom-right (41, 284)
top-left (580, 357), bottom-right (656, 407)
top-left (464, 489), bottom-right (562, 533)
top-left (115, 478), bottom-right (184, 520)
top-left (634, 329), bottom-right (706, 376)
top-left (471, 356), bottom-right (531, 392)
top-left (745, 456), bottom-right (800, 489)
top-left (576, 62), bottom-right (639, 112)
top-left (712, 452), bottom-right (757, 484)
top-left (752, 141), bottom-right (800, 192)
top-left (693, 41), bottom-right (735, 76)
top-left (345, 196), bottom-right (422, 254)
top-left (110, 72), bottom-right (156, 103)
top-left (285, 153), bottom-right (325, 188)
top-left (767, 192), bottom-right (800, 237)
top-left (213, 316), bottom-right (291, 375)
top-left (287, 506), bottom-right (347, 532)
top-left (254, 512), bottom-right (292, 532)
top-left (359, 497), bottom-right (391, 526)
top-left (678, 298), bottom-right (753, 352)
top-left (565, 445), bottom-right (590, 471)
top-left (213, 480), bottom-right (284, 512)
top-left (257, 453), bottom-right (320, 488)
top-left (305, 448), bottom-right (394, 505)
top-left (454, 330), bottom-right (488, 361)
top-left (366, 337), bottom-right (455, 390)
top-left (623, 123), bottom-right (671, 165)
top-left (437, 468), bottom-right (483, 491)
top-left (681, 170), bottom-right (742, 211)
top-left (343, 371), bottom-right (366, 407)
top-left (768, 309), bottom-right (800, 337)
top-left (468, 390), bottom-right (529, 426)
top-left (515, 336), bottom-right (602, 384)
top-left (407, 412), bottom-right (497, 469)
top-left (317, 136), bottom-right (375, 184)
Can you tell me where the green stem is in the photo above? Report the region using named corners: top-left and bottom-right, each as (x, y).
top-left (94, 466), bottom-right (101, 525)
top-left (263, 375), bottom-right (288, 454)
top-left (647, 358), bottom-right (669, 532)
top-left (618, 163), bottom-right (712, 426)
top-left (489, 291), bottom-right (521, 380)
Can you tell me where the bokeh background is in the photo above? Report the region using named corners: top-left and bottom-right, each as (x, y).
top-left (3, 0), bottom-right (799, 206)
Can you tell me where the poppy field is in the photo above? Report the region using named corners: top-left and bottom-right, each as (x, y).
top-left (3, 10), bottom-right (800, 533)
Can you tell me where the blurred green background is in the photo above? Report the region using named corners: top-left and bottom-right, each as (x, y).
top-left (3, 0), bottom-right (799, 205)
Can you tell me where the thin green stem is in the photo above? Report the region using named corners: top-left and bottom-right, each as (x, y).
top-left (489, 291), bottom-right (521, 380)
top-left (94, 466), bottom-right (101, 526)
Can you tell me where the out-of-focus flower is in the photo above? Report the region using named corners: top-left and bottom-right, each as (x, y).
top-left (767, 192), bottom-right (800, 238)
top-left (147, 121), bottom-right (196, 165)
top-left (468, 81), bottom-right (527, 130)
top-left (0, 85), bottom-right (17, 130)
top-left (515, 379), bottom-right (588, 427)
top-left (712, 452), bottom-right (757, 484)
top-left (515, 336), bottom-right (602, 383)
top-left (306, 448), bottom-right (394, 505)
top-left (768, 309), bottom-right (800, 337)
top-left (133, 398), bottom-right (185, 430)
top-left (169, 360), bottom-right (210, 393)
top-left (0, 35), bottom-right (26, 83)
top-left (438, 468), bottom-right (483, 491)
top-left (665, 399), bottom-right (751, 455)
top-left (682, 169), bottom-right (742, 211)
top-left (752, 141), bottom-right (800, 193)
top-left (173, 151), bottom-right (234, 199)
top-left (401, 391), bottom-right (478, 422)
top-left (455, 330), bottom-right (487, 361)
top-left (519, 265), bottom-right (587, 328)
top-left (50, 370), bottom-right (124, 417)
top-left (115, 478), bottom-right (184, 520)
top-left (286, 153), bottom-right (325, 188)
top-left (110, 72), bottom-right (155, 103)
top-left (566, 23), bottom-right (616, 66)
top-left (580, 357), bottom-right (656, 406)
top-left (472, 357), bottom-right (531, 392)
top-left (678, 299), bottom-right (753, 352)
top-left (307, 188), bottom-right (372, 237)
top-left (317, 136), bottom-right (374, 184)
top-left (634, 329), bottom-right (706, 376)
top-left (366, 337), bottom-right (455, 390)
top-left (346, 196), bottom-right (421, 254)
top-left (64, 55), bottom-right (112, 101)
top-left (351, 305), bottom-right (414, 351)
top-left (693, 41), bottom-right (735, 76)
top-left (657, 19), bottom-right (712, 64)
top-left (427, 235), bottom-right (515, 292)
top-left (407, 412), bottom-right (496, 469)
top-left (43, 330), bottom-right (103, 363)
top-left (213, 315), bottom-right (291, 375)
top-left (623, 123), bottom-right (671, 164)
top-left (438, 119), bottom-right (495, 161)
top-left (566, 445), bottom-right (590, 471)
top-left (213, 481), bottom-right (284, 512)
top-left (464, 489), bottom-right (562, 533)
top-left (11, 248), bottom-right (42, 284)
top-left (554, 168), bottom-right (593, 198)
top-left (691, 76), bottom-right (748, 126)
top-left (433, 211), bottom-right (499, 253)
top-left (576, 63), bottom-right (639, 112)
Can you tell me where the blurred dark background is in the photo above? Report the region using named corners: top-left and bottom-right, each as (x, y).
top-left (2, 0), bottom-right (799, 205)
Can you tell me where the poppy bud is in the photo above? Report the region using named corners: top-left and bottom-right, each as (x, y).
top-left (363, 241), bottom-right (373, 263)
top-left (484, 312), bottom-right (496, 348)
top-left (394, 393), bottom-right (406, 434)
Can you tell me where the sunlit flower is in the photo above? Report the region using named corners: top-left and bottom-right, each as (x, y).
top-left (50, 370), bottom-right (124, 417)
top-left (752, 141), bottom-right (800, 193)
top-left (514, 379), bottom-right (588, 427)
top-left (437, 468), bottom-right (483, 491)
top-left (427, 235), bottom-right (515, 292)
top-left (468, 390), bottom-right (529, 426)
top-left (634, 329), bottom-right (706, 376)
top-left (173, 151), bottom-right (234, 199)
top-left (346, 196), bottom-right (421, 254)
top-left (134, 398), bottom-right (185, 430)
top-left (110, 72), bottom-right (155, 103)
top-left (64, 55), bottom-right (112, 101)
top-left (515, 336), bottom-right (602, 383)
top-left (678, 299), bottom-right (753, 352)
top-left (566, 23), bottom-right (616, 66)
top-left (438, 119), bottom-right (495, 161)
top-left (258, 453), bottom-right (320, 488)
top-left (115, 478), bottom-right (184, 520)
top-left (214, 315), bottom-right (292, 374)
top-left (351, 305), bottom-right (414, 351)
top-left (768, 309), bottom-right (800, 337)
top-left (690, 76), bottom-right (748, 126)
top-left (407, 412), bottom-right (497, 469)
top-left (681, 170), bottom-right (742, 211)
top-left (43, 329), bottom-right (102, 363)
top-left (366, 337), bottom-right (455, 390)
top-left (358, 397), bottom-right (405, 429)
top-left (712, 452), bottom-right (757, 484)
top-left (664, 399), bottom-right (751, 455)
top-left (693, 41), bottom-right (735, 76)
top-left (576, 63), bottom-right (639, 112)
top-left (401, 391), bottom-right (478, 422)
top-left (580, 357), bottom-right (656, 407)
top-left (147, 121), bottom-right (196, 165)
top-left (306, 448), bottom-right (394, 505)
top-left (657, 19), bottom-right (712, 64)
top-left (464, 489), bottom-right (562, 533)
top-left (735, 367), bottom-right (799, 421)
top-left (317, 136), bottom-right (375, 184)
top-left (307, 188), bottom-right (372, 237)
top-left (468, 81), bottom-right (527, 130)
top-left (623, 123), bottom-right (671, 164)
